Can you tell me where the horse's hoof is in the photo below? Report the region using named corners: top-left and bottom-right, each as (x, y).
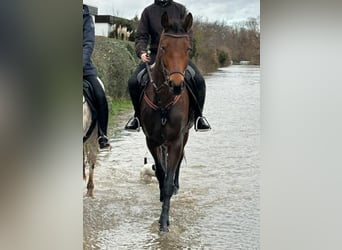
top-left (86, 191), bottom-right (94, 198)
top-left (159, 225), bottom-right (169, 233)
top-left (158, 218), bottom-right (170, 227)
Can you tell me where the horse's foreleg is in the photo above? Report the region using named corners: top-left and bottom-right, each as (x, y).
top-left (174, 132), bottom-right (188, 194)
top-left (86, 163), bottom-right (94, 197)
top-left (146, 140), bottom-right (165, 201)
top-left (159, 142), bottom-right (183, 232)
top-left (155, 164), bottom-right (165, 202)
top-left (173, 158), bottom-right (182, 195)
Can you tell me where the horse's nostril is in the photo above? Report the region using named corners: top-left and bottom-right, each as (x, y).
top-left (173, 85), bottom-right (182, 95)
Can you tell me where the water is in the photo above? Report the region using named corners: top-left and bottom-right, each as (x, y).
top-left (83, 65), bottom-right (260, 249)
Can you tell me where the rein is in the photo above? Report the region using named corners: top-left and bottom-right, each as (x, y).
top-left (143, 93), bottom-right (181, 126)
top-left (143, 93), bottom-right (181, 111)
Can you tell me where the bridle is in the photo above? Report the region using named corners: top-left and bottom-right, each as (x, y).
top-left (158, 32), bottom-right (190, 91)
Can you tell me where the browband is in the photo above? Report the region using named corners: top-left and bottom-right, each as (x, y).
top-left (162, 33), bottom-right (189, 38)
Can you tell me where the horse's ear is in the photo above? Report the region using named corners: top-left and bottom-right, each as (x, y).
top-left (183, 13), bottom-right (193, 32)
top-left (161, 12), bottom-right (169, 29)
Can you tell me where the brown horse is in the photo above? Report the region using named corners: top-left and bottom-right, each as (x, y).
top-left (140, 12), bottom-right (194, 232)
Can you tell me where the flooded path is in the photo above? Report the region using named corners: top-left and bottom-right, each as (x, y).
top-left (84, 65), bottom-right (260, 249)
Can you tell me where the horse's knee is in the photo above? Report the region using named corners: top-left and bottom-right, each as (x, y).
top-left (87, 180), bottom-right (94, 190)
top-left (161, 182), bottom-right (175, 201)
top-left (86, 179), bottom-right (94, 197)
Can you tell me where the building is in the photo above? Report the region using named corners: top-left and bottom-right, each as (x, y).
top-left (94, 15), bottom-right (115, 37)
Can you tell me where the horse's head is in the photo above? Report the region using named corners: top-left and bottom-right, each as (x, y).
top-left (158, 12), bottom-right (193, 95)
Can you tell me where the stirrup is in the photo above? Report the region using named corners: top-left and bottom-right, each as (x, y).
top-left (195, 116), bottom-right (211, 132)
top-left (124, 117), bottom-right (140, 132)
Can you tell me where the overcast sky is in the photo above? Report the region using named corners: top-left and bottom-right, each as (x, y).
top-left (84, 0), bottom-right (259, 24)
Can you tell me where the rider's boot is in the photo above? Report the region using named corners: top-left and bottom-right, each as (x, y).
top-left (194, 81), bottom-right (211, 132)
top-left (125, 79), bottom-right (141, 132)
top-left (98, 135), bottom-right (110, 149)
top-left (124, 113), bottom-right (140, 131)
top-left (97, 100), bottom-right (111, 148)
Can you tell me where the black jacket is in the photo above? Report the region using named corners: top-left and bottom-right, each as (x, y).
top-left (135, 0), bottom-right (190, 58)
top-left (83, 4), bottom-right (96, 76)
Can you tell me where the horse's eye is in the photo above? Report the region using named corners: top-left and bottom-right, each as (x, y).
top-left (160, 47), bottom-right (165, 52)
top-left (188, 48), bottom-right (193, 52)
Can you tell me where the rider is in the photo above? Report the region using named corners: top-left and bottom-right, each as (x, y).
top-left (124, 0), bottom-right (211, 132)
top-left (83, 4), bottom-right (110, 149)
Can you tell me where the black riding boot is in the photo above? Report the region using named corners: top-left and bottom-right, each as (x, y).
top-left (125, 65), bottom-right (144, 131)
top-left (194, 85), bottom-right (211, 131)
top-left (98, 134), bottom-right (110, 149)
top-left (189, 70), bottom-right (211, 132)
top-left (124, 116), bottom-right (140, 131)
top-left (84, 76), bottom-right (111, 149)
top-left (97, 101), bottom-right (110, 149)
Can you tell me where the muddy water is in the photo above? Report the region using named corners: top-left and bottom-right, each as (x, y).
top-left (84, 65), bottom-right (260, 249)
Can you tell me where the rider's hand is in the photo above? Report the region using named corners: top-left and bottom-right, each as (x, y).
top-left (140, 52), bottom-right (150, 62)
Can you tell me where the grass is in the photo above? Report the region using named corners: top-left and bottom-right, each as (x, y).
top-left (108, 98), bottom-right (133, 126)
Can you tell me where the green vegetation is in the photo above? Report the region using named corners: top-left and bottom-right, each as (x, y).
top-left (92, 37), bottom-right (137, 121)
top-left (107, 98), bottom-right (132, 126)
top-left (92, 37), bottom-right (138, 100)
top-left (192, 17), bottom-right (260, 73)
top-left (109, 98), bottom-right (132, 116)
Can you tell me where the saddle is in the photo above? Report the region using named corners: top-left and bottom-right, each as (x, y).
top-left (83, 80), bottom-right (97, 142)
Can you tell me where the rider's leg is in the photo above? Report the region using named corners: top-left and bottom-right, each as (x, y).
top-left (188, 61), bottom-right (211, 131)
top-left (125, 63), bottom-right (145, 131)
top-left (85, 75), bottom-right (110, 148)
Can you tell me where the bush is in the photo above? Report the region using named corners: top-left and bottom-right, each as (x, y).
top-left (92, 37), bottom-right (139, 100)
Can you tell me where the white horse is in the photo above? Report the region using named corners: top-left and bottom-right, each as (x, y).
top-left (125, 30), bottom-right (133, 41)
top-left (110, 23), bottom-right (117, 38)
top-left (83, 77), bottom-right (105, 197)
top-left (116, 24), bottom-right (122, 39)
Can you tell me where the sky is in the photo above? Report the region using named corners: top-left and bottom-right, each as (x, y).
top-left (83, 0), bottom-right (260, 24)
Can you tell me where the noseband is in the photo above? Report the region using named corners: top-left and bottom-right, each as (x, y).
top-left (161, 59), bottom-right (185, 90)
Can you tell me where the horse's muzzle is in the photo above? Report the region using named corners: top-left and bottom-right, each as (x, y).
top-left (170, 81), bottom-right (184, 95)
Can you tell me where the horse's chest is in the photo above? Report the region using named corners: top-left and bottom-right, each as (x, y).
top-left (142, 116), bottom-right (181, 144)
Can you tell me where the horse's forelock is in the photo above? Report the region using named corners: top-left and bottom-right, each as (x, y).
top-left (164, 19), bottom-right (185, 34)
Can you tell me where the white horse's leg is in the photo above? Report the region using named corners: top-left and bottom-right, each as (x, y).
top-left (86, 162), bottom-right (94, 197)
